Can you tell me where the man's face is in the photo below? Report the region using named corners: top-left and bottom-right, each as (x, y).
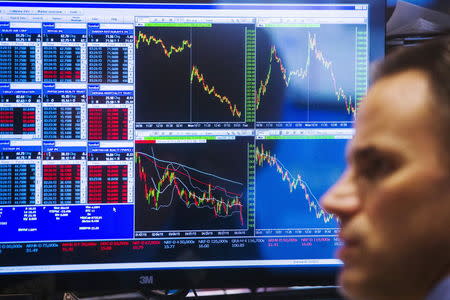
top-left (321, 70), bottom-right (450, 300)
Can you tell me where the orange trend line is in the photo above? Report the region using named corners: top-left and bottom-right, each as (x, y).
top-left (135, 31), bottom-right (192, 58)
top-left (256, 32), bottom-right (356, 116)
top-left (190, 65), bottom-right (242, 118)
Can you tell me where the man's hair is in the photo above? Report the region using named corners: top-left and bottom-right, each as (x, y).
top-left (372, 36), bottom-right (450, 167)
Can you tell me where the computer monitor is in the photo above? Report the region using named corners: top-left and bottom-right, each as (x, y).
top-left (0, 0), bottom-right (385, 294)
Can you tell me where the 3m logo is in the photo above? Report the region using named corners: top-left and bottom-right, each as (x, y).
top-left (139, 275), bottom-right (154, 285)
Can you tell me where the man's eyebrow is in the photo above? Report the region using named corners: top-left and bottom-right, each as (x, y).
top-left (346, 145), bottom-right (379, 163)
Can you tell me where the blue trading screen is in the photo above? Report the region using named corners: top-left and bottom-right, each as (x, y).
top-left (0, 1), bottom-right (377, 274)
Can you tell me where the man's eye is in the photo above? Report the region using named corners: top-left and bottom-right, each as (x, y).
top-left (358, 156), bottom-right (395, 180)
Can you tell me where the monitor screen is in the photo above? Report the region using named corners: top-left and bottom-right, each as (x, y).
top-left (0, 0), bottom-right (384, 292)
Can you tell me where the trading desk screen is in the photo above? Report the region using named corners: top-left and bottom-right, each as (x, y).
top-left (0, 1), bottom-right (374, 275)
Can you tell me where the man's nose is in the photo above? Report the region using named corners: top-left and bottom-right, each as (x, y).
top-left (320, 169), bottom-right (360, 221)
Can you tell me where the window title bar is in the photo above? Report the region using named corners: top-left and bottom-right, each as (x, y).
top-left (0, 2), bottom-right (363, 10)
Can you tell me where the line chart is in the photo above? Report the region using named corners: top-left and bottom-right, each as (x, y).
top-left (255, 139), bottom-right (346, 230)
top-left (134, 142), bottom-right (249, 231)
top-left (190, 65), bottom-right (242, 118)
top-left (255, 25), bottom-right (365, 123)
top-left (256, 33), bottom-right (355, 116)
top-left (256, 33), bottom-right (356, 115)
top-left (135, 24), bottom-right (248, 124)
top-left (135, 31), bottom-right (192, 57)
top-left (256, 143), bottom-right (334, 224)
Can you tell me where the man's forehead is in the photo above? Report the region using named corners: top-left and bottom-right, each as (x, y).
top-left (361, 70), bottom-right (431, 121)
top-left (351, 70), bottom-right (434, 153)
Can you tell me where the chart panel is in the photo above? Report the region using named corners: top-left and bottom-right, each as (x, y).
top-left (135, 139), bottom-right (250, 233)
top-left (135, 22), bottom-right (252, 128)
top-left (255, 24), bottom-right (368, 128)
top-left (255, 137), bottom-right (347, 233)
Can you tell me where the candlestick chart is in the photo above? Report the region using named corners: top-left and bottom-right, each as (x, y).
top-left (256, 25), bottom-right (365, 123)
top-left (134, 141), bottom-right (249, 232)
top-left (135, 24), bottom-right (248, 124)
top-left (255, 138), bottom-right (347, 230)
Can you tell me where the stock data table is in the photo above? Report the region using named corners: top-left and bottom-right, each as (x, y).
top-left (0, 164), bottom-right (36, 205)
top-left (88, 108), bottom-right (128, 140)
top-left (43, 46), bottom-right (81, 82)
top-left (0, 46), bottom-right (37, 82)
top-left (88, 165), bottom-right (128, 204)
top-left (88, 47), bottom-right (130, 83)
top-left (43, 164), bottom-right (81, 204)
top-left (0, 107), bottom-right (36, 135)
top-left (43, 106), bottom-right (82, 139)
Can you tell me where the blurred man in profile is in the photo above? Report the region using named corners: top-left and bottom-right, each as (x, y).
top-left (320, 36), bottom-right (450, 300)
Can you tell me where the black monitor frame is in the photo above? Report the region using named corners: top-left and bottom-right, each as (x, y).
top-left (0, 0), bottom-right (385, 295)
